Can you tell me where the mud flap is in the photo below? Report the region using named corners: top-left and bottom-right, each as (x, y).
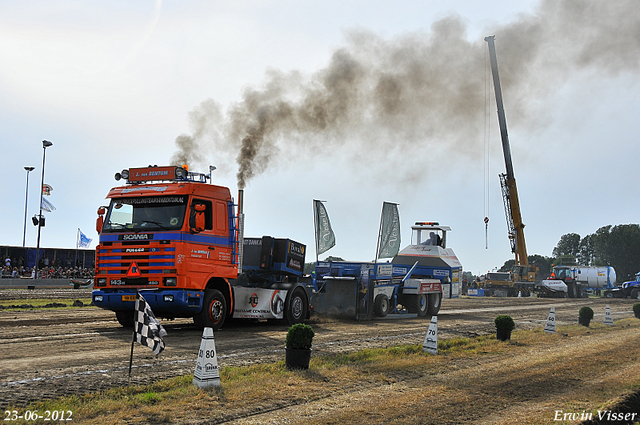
top-left (356, 268), bottom-right (373, 321)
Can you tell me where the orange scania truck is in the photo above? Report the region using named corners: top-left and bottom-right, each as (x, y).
top-left (91, 165), bottom-right (309, 330)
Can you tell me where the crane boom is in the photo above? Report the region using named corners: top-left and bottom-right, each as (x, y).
top-left (484, 35), bottom-right (529, 268)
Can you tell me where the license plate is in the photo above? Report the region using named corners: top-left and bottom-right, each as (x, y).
top-left (122, 295), bottom-right (136, 302)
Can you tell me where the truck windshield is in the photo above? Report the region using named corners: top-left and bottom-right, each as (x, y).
top-left (554, 268), bottom-right (570, 280)
top-left (487, 272), bottom-right (510, 281)
top-left (102, 196), bottom-right (187, 232)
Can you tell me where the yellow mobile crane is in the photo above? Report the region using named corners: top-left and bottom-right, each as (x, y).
top-left (483, 36), bottom-right (537, 297)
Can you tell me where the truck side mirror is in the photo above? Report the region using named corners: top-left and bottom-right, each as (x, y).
top-left (96, 207), bottom-right (106, 233)
top-left (191, 204), bottom-right (206, 233)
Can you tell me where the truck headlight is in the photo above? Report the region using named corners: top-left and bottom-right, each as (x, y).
top-left (163, 295), bottom-right (174, 302)
top-left (164, 277), bottom-right (177, 286)
top-left (93, 295), bottom-right (103, 302)
top-left (96, 278), bottom-right (107, 287)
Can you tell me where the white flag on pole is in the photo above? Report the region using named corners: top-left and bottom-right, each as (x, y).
top-left (41, 197), bottom-right (56, 212)
top-left (77, 228), bottom-right (93, 248)
top-left (313, 200), bottom-right (336, 256)
top-left (377, 202), bottom-right (401, 259)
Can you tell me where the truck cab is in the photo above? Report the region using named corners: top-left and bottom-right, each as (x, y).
top-left (620, 272), bottom-right (640, 299)
top-left (92, 165), bottom-right (309, 330)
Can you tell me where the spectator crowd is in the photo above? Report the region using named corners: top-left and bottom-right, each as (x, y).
top-left (2, 255), bottom-right (95, 280)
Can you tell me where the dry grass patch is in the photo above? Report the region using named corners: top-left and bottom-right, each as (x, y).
top-left (5, 319), bottom-right (640, 424)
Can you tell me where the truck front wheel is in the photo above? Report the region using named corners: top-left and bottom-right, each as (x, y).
top-left (194, 289), bottom-right (227, 331)
top-left (630, 288), bottom-right (639, 300)
top-left (116, 310), bottom-right (134, 328)
top-left (285, 287), bottom-right (308, 325)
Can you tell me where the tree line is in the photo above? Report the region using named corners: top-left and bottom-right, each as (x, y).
top-left (499, 224), bottom-right (640, 283)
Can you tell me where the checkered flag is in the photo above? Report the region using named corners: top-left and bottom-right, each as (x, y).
top-left (134, 293), bottom-right (167, 356)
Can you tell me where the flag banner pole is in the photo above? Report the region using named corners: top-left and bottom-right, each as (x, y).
top-left (375, 206), bottom-right (384, 262)
top-left (370, 204), bottom-right (385, 320)
top-left (313, 200), bottom-right (319, 264)
top-left (76, 228), bottom-right (79, 250)
top-left (128, 290), bottom-right (139, 378)
top-left (128, 334), bottom-right (135, 378)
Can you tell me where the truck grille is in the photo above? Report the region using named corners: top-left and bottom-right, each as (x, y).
top-left (97, 240), bottom-right (175, 284)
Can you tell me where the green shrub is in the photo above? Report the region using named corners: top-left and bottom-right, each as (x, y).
top-left (579, 306), bottom-right (594, 320)
top-left (494, 315), bottom-right (515, 331)
top-left (633, 303), bottom-right (640, 315)
top-left (285, 323), bottom-right (315, 350)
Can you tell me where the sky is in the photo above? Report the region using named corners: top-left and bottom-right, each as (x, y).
top-left (1, 0), bottom-right (639, 275)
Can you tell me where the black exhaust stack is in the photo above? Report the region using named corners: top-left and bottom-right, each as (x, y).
top-left (238, 189), bottom-right (245, 274)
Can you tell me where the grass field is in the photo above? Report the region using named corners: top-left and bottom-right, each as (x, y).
top-left (5, 318), bottom-right (640, 424)
top-left (0, 298), bottom-right (93, 309)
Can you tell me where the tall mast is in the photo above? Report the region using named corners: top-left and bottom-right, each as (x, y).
top-left (485, 35), bottom-right (529, 267)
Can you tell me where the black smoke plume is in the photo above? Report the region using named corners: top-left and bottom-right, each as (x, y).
top-left (172, 0), bottom-right (640, 189)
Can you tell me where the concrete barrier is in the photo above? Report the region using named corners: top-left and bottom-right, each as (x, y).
top-left (0, 278), bottom-right (92, 289)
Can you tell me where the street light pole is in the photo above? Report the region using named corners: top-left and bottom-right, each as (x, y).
top-left (34, 140), bottom-right (53, 280)
top-left (23, 166), bottom-right (35, 247)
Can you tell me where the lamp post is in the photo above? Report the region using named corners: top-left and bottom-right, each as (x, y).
top-left (23, 166), bottom-right (35, 247)
top-left (34, 140), bottom-right (53, 280)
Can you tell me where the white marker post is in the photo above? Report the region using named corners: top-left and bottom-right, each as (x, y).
top-left (544, 307), bottom-right (556, 334)
top-left (603, 305), bottom-right (614, 326)
top-left (423, 316), bottom-right (438, 355)
top-left (193, 327), bottom-right (221, 388)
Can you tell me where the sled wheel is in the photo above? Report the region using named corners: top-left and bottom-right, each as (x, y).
top-left (408, 294), bottom-right (429, 317)
top-left (406, 294), bottom-right (427, 316)
top-left (286, 287), bottom-right (308, 325)
top-left (373, 294), bottom-right (390, 317)
top-left (194, 289), bottom-right (227, 331)
top-left (426, 292), bottom-right (441, 316)
top-left (116, 310), bottom-right (134, 328)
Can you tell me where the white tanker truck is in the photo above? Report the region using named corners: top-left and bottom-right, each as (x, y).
top-left (537, 265), bottom-right (617, 298)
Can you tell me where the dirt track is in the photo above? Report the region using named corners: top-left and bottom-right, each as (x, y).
top-left (0, 290), bottom-right (637, 417)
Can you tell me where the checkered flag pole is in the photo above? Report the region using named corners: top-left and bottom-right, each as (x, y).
top-left (128, 292), bottom-right (167, 377)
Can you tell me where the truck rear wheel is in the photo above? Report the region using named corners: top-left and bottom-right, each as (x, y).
top-left (285, 287), bottom-right (308, 325)
top-left (116, 310), bottom-right (134, 328)
top-left (194, 289), bottom-right (227, 331)
top-left (374, 294), bottom-right (390, 317)
top-left (630, 288), bottom-right (639, 300)
top-left (426, 293), bottom-right (441, 316)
